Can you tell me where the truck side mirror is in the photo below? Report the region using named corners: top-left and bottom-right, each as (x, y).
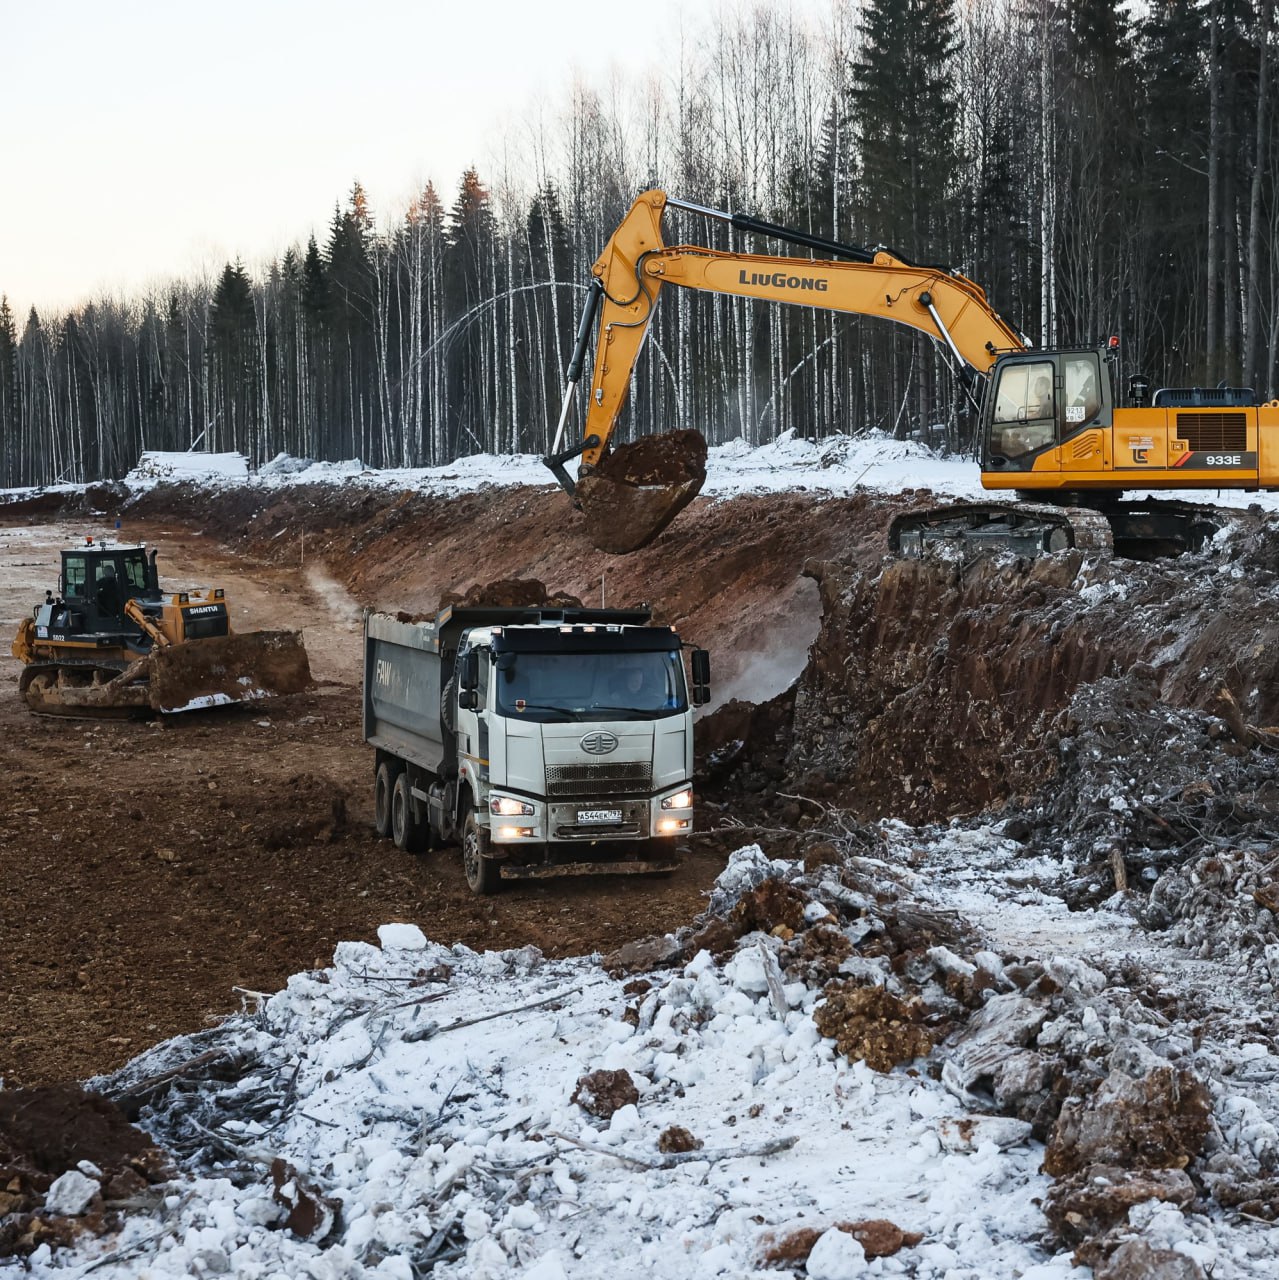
top-left (459, 689), bottom-right (478, 711)
top-left (460, 649), bottom-right (479, 692)
top-left (691, 649), bottom-right (710, 706)
top-left (691, 649), bottom-right (710, 686)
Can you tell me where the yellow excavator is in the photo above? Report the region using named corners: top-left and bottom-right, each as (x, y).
top-left (11, 537), bottom-right (311, 716)
top-left (544, 188), bottom-right (1279, 556)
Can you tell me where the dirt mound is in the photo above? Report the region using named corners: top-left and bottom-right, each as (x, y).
top-left (577, 429), bottom-right (708, 554)
top-left (149, 628), bottom-right (313, 712)
top-left (0, 1085), bottom-right (169, 1259)
top-left (438, 578), bottom-right (584, 610)
top-left (813, 982), bottom-right (934, 1072)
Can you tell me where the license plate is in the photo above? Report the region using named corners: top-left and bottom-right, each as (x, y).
top-left (577, 808), bottom-right (622, 824)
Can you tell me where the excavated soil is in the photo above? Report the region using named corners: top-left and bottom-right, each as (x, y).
top-left (577, 429), bottom-right (709, 553)
top-left (0, 487), bottom-right (896, 1087)
top-left (7, 479), bottom-right (1279, 1096)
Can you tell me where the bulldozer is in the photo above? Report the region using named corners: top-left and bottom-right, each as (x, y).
top-left (545, 188), bottom-right (1277, 558)
top-left (11, 537), bottom-right (312, 717)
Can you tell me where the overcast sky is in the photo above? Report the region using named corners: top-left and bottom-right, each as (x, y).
top-left (5, 0), bottom-right (828, 317)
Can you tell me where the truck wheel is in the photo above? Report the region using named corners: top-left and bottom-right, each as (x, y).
top-left (392, 772), bottom-right (428, 853)
top-left (462, 812), bottom-right (500, 894)
top-left (374, 761), bottom-right (400, 839)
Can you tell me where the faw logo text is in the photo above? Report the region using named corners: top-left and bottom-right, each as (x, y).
top-left (738, 270), bottom-right (829, 293)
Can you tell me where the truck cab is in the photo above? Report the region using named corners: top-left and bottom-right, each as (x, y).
top-left (363, 605), bottom-right (709, 893)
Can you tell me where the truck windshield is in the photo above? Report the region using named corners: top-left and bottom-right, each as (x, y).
top-left (494, 650), bottom-right (687, 722)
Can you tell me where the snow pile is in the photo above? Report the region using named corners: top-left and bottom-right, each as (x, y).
top-left (125, 451), bottom-right (251, 486)
top-left (17, 850), bottom-right (1079, 1280)
top-left (701, 430), bottom-right (982, 501)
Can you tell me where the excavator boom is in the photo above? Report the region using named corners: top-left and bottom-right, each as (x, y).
top-left (548, 188), bottom-right (1027, 552)
top-left (576, 189), bottom-right (1023, 471)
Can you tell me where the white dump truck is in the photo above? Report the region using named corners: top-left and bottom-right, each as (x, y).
top-left (362, 604), bottom-right (710, 893)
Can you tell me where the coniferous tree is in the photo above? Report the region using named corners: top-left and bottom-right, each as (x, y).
top-left (0, 297), bottom-right (19, 485)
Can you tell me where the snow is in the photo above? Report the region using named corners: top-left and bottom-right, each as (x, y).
top-left (125, 451), bottom-right (251, 485)
top-left (25, 849), bottom-right (1089, 1280)
top-left (13, 831), bottom-right (1279, 1275)
top-left (11, 429), bottom-right (1279, 514)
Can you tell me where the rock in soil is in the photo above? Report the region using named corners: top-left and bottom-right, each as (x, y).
top-left (1043, 1051), bottom-right (1212, 1177)
top-left (571, 1069), bottom-right (640, 1120)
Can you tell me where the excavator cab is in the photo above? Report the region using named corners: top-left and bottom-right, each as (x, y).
top-left (981, 350), bottom-right (1112, 477)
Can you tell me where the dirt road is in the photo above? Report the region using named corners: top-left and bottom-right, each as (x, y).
top-left (0, 518), bottom-right (723, 1087)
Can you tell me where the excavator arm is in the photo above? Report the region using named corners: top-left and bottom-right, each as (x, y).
top-left (556, 188), bottom-right (1027, 473)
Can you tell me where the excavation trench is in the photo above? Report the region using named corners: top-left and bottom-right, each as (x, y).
top-left (3, 481), bottom-right (1279, 1089)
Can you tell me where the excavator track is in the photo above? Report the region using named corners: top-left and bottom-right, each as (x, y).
top-left (889, 503), bottom-right (1114, 558)
top-left (889, 498), bottom-right (1227, 561)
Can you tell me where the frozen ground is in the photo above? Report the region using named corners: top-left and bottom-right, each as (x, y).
top-left (16, 823), bottom-right (1279, 1278)
top-left (5, 431), bottom-right (1276, 516)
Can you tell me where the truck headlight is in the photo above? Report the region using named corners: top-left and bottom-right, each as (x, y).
top-left (491, 796), bottom-right (535, 816)
top-left (661, 789), bottom-right (693, 810)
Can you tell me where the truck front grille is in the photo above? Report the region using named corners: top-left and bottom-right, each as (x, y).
top-left (545, 762), bottom-right (652, 797)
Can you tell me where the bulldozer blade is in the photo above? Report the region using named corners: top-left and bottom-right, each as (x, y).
top-left (576, 428), bottom-right (708, 554)
top-left (148, 630), bottom-right (312, 713)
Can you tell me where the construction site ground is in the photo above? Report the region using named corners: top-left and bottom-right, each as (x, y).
top-left (0, 485), bottom-right (896, 1089)
top-left (10, 470), bottom-right (1279, 1274)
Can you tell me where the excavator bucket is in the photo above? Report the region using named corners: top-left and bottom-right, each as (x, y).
top-left (576, 429), bottom-right (708, 554)
top-left (146, 630), bottom-right (312, 713)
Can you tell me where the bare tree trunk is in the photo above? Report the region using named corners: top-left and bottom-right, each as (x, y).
top-left (1207, 0), bottom-right (1223, 377)
top-left (1246, 0), bottom-right (1272, 388)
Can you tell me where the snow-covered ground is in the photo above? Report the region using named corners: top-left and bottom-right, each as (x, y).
top-left (19, 848), bottom-right (1077, 1280)
top-left (19, 824), bottom-right (1279, 1279)
top-left (7, 430), bottom-right (1279, 516)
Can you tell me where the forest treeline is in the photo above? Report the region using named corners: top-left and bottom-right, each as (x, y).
top-left (1, 0), bottom-right (1275, 487)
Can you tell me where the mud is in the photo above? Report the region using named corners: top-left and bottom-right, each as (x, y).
top-left (0, 1085), bottom-right (168, 1258)
top-left (148, 628), bottom-right (312, 711)
top-left (438, 579), bottom-right (584, 611)
top-left (7, 480), bottom-right (1279, 1090)
top-left (577, 429), bottom-right (709, 553)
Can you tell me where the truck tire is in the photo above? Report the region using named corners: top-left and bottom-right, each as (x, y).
top-left (392, 772), bottom-right (429, 853)
top-left (374, 760), bottom-right (400, 839)
top-left (462, 812), bottom-right (500, 895)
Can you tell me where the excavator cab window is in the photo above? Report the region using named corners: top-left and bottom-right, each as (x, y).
top-left (1062, 354), bottom-right (1102, 430)
top-left (991, 360), bottom-right (1057, 459)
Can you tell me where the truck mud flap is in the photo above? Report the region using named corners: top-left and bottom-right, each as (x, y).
top-left (499, 859), bottom-right (680, 880)
top-left (148, 630), bottom-right (313, 713)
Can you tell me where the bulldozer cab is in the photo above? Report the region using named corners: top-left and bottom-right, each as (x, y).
top-left (60, 545), bottom-right (156, 630)
top-left (982, 350), bottom-right (1112, 475)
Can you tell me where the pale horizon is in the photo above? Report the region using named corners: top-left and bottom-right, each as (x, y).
top-left (5, 0), bottom-right (831, 319)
